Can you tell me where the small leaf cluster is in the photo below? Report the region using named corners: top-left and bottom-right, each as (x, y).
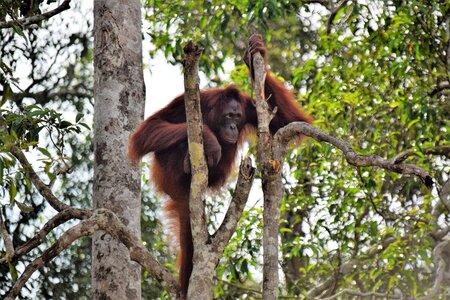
top-left (1, 105), bottom-right (89, 207)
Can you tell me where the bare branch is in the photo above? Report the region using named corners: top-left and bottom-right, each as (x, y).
top-left (393, 145), bottom-right (450, 163)
top-left (253, 52), bottom-right (270, 137)
top-left (5, 209), bottom-right (179, 299)
top-left (306, 237), bottom-right (398, 298)
top-left (275, 122), bottom-right (434, 188)
top-left (416, 238), bottom-right (450, 300)
top-left (430, 226), bottom-right (450, 241)
top-left (0, 207), bottom-right (92, 265)
top-left (183, 40), bottom-right (217, 299)
top-left (0, 212), bottom-right (14, 259)
top-left (326, 0), bottom-right (350, 34)
top-left (428, 81), bottom-right (450, 97)
top-left (320, 288), bottom-right (400, 300)
top-left (436, 179), bottom-right (450, 215)
top-left (6, 218), bottom-right (98, 300)
top-left (425, 145), bottom-right (450, 159)
top-left (251, 43), bottom-right (282, 300)
top-left (217, 277), bottom-right (262, 296)
top-left (213, 157), bottom-right (255, 250)
top-left (304, 0), bottom-right (328, 6)
top-left (0, 115), bottom-right (69, 212)
top-left (0, 0), bottom-right (72, 29)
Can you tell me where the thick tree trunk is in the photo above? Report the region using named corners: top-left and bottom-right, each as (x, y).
top-left (92, 0), bottom-right (144, 299)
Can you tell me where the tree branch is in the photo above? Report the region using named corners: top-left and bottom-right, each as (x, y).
top-left (393, 145), bottom-right (450, 162)
top-left (416, 238), bottom-right (450, 300)
top-left (183, 41), bottom-right (217, 299)
top-left (183, 41), bottom-right (208, 244)
top-left (320, 289), bottom-right (400, 300)
top-left (212, 157), bottom-right (255, 251)
top-left (92, 209), bottom-right (179, 298)
top-left (0, 0), bottom-right (72, 29)
top-left (428, 81), bottom-right (450, 97)
top-left (0, 212), bottom-right (15, 260)
top-left (252, 47), bottom-right (282, 300)
top-left (275, 122), bottom-right (434, 188)
top-left (5, 209), bottom-right (179, 299)
top-left (0, 207), bottom-right (91, 265)
top-left (6, 218), bottom-right (98, 300)
top-left (326, 0), bottom-right (350, 34)
top-left (436, 179), bottom-right (450, 215)
top-left (304, 0), bottom-right (328, 6)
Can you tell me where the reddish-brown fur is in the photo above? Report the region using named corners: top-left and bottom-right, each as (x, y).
top-left (128, 36), bottom-right (313, 298)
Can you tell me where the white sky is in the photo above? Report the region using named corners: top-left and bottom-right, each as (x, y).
top-left (144, 52), bottom-right (230, 117)
top-left (144, 53), bottom-right (185, 116)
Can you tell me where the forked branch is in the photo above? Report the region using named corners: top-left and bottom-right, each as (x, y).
top-left (275, 122), bottom-right (433, 188)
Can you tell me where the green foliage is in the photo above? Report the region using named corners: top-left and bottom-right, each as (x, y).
top-left (142, 0), bottom-right (449, 298)
top-left (215, 206), bottom-right (262, 298)
top-left (143, 0), bottom-right (303, 77)
top-left (0, 2), bottom-right (94, 298)
top-left (275, 0), bottom-right (449, 298)
top-left (0, 105), bottom-right (89, 211)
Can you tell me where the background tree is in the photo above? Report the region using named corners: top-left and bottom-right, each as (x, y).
top-left (0, 0), bottom-right (170, 298)
top-left (0, 1), bottom-right (94, 298)
top-left (91, 0), bottom-right (144, 298)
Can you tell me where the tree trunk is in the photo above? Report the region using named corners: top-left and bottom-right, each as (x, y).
top-left (92, 0), bottom-right (144, 299)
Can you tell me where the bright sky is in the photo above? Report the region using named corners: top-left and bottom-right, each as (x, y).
top-left (143, 51), bottom-right (232, 117)
top-left (144, 53), bottom-right (185, 116)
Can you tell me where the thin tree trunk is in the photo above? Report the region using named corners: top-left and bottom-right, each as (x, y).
top-left (182, 42), bottom-right (214, 299)
top-left (92, 0), bottom-right (144, 299)
top-left (252, 51), bottom-right (282, 300)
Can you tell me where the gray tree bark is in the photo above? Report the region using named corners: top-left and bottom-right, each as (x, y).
top-left (250, 51), bottom-right (281, 300)
top-left (92, 0), bottom-right (144, 299)
top-left (182, 42), bottom-right (214, 299)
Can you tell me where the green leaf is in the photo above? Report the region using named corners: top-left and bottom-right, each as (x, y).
top-left (388, 275), bottom-right (398, 290)
top-left (11, 24), bottom-right (26, 39)
top-left (333, 5), bottom-right (347, 24)
top-left (407, 119), bottom-right (419, 129)
top-left (38, 147), bottom-right (52, 158)
top-left (59, 120), bottom-right (72, 129)
top-left (369, 268), bottom-right (382, 281)
top-left (29, 109), bottom-right (46, 117)
top-left (240, 258), bottom-right (249, 274)
top-left (0, 82), bottom-right (11, 107)
top-left (78, 122), bottom-right (90, 130)
top-left (9, 262), bottom-right (18, 282)
top-left (389, 102), bottom-right (400, 108)
top-left (9, 181), bottom-right (17, 204)
top-left (15, 200), bottom-right (34, 214)
top-left (76, 113), bottom-right (84, 123)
